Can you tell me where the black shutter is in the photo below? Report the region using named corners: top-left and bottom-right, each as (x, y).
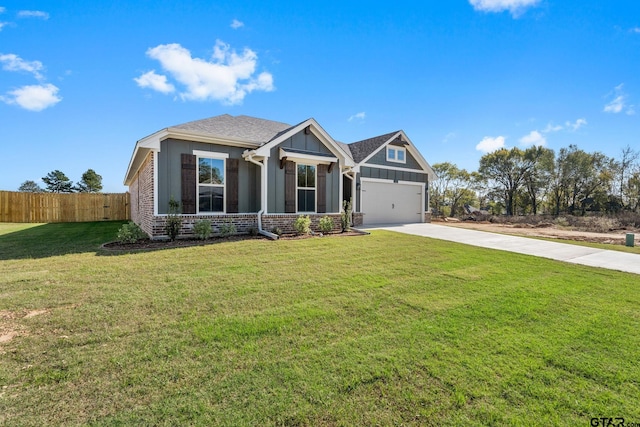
top-left (285, 160), bottom-right (296, 213)
top-left (226, 158), bottom-right (239, 213)
top-left (317, 163), bottom-right (327, 213)
top-left (181, 153), bottom-right (196, 214)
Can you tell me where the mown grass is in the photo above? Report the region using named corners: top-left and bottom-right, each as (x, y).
top-left (0, 222), bottom-right (638, 426)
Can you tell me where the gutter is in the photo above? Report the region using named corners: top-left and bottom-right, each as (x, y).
top-left (244, 151), bottom-right (279, 240)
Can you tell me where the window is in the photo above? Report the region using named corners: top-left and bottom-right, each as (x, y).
top-left (198, 157), bottom-right (225, 212)
top-left (387, 146), bottom-right (406, 164)
top-left (297, 164), bottom-right (316, 212)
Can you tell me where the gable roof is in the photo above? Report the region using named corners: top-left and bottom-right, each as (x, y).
top-left (347, 131), bottom-right (400, 163)
top-left (172, 114), bottom-right (292, 144)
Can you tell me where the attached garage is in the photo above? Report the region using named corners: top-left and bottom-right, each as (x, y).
top-left (361, 179), bottom-right (424, 225)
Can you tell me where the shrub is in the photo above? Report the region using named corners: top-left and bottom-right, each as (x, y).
top-left (271, 226), bottom-right (283, 236)
top-left (294, 215), bottom-right (311, 235)
top-left (318, 215), bottom-right (334, 233)
top-left (341, 200), bottom-right (352, 232)
top-left (219, 219), bottom-right (237, 238)
top-left (192, 219), bottom-right (212, 240)
top-left (116, 221), bottom-right (147, 244)
top-left (165, 197), bottom-right (182, 241)
top-left (247, 227), bottom-right (259, 237)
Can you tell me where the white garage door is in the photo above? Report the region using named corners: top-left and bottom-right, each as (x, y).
top-left (361, 180), bottom-right (423, 225)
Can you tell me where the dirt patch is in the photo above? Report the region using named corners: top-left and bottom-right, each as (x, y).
top-left (0, 309), bottom-right (50, 346)
top-left (102, 230), bottom-right (368, 251)
top-left (436, 219), bottom-right (638, 246)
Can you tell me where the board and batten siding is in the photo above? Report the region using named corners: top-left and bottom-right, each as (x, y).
top-left (266, 130), bottom-right (340, 213)
top-left (156, 139), bottom-right (259, 214)
top-left (364, 142), bottom-right (423, 170)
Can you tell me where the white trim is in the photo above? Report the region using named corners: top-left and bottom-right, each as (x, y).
top-left (153, 151), bottom-right (159, 216)
top-left (296, 162), bottom-right (317, 213)
top-left (254, 118), bottom-right (355, 167)
top-left (195, 153), bottom-right (226, 214)
top-left (193, 150), bottom-right (229, 159)
top-left (357, 130), bottom-right (436, 180)
top-left (279, 147), bottom-right (336, 165)
top-left (386, 146), bottom-right (406, 164)
top-left (360, 164), bottom-right (427, 174)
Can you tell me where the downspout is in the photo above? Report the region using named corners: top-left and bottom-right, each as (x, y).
top-left (244, 151), bottom-right (279, 240)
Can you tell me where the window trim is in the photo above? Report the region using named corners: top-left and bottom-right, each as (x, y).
top-left (386, 146), bottom-right (407, 164)
top-left (296, 163), bottom-right (317, 213)
top-left (194, 151), bottom-right (228, 214)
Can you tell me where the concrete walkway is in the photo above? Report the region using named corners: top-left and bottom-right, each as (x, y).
top-left (362, 223), bottom-right (640, 276)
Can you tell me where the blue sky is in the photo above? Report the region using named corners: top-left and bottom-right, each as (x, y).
top-left (1, 0), bottom-right (639, 192)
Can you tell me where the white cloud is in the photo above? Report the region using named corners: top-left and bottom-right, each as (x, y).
top-left (469, 0), bottom-right (540, 16)
top-left (137, 40), bottom-right (274, 105)
top-left (443, 132), bottom-right (457, 143)
top-left (519, 130), bottom-right (546, 147)
top-left (348, 112), bottom-right (366, 122)
top-left (542, 122), bottom-right (563, 133)
top-left (476, 136), bottom-right (506, 153)
top-left (230, 19), bottom-right (244, 29)
top-left (134, 70), bottom-right (175, 94)
top-left (604, 84), bottom-right (634, 115)
top-left (1, 83), bottom-right (61, 111)
top-left (566, 118), bottom-right (587, 131)
top-left (631, 27), bottom-right (640, 34)
top-left (17, 10), bottom-right (49, 19)
top-left (0, 53), bottom-right (44, 80)
top-left (0, 22), bottom-right (7, 31)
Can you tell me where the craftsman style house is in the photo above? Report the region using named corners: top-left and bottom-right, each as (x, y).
top-left (124, 114), bottom-right (435, 238)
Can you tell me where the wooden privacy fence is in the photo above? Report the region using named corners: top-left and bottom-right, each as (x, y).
top-left (0, 191), bottom-right (130, 223)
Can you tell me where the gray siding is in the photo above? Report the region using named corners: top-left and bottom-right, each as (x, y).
top-left (157, 139), bottom-right (259, 214)
top-left (267, 130), bottom-right (341, 213)
top-left (365, 143), bottom-right (422, 170)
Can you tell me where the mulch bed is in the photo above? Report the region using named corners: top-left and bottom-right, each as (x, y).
top-left (101, 230), bottom-right (368, 251)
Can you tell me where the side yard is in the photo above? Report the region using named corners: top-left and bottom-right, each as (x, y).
top-left (0, 222), bottom-right (638, 425)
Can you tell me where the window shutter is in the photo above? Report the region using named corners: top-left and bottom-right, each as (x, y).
top-left (285, 160), bottom-right (296, 213)
top-left (181, 153), bottom-right (196, 214)
top-left (317, 163), bottom-right (327, 213)
top-left (226, 158), bottom-right (239, 213)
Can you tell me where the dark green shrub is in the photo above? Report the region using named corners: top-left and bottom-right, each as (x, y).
top-left (219, 219), bottom-right (237, 238)
top-left (193, 219), bottom-right (212, 240)
top-left (341, 200), bottom-right (352, 232)
top-left (165, 197), bottom-right (182, 241)
top-left (271, 226), bottom-right (283, 236)
top-left (116, 221), bottom-right (147, 244)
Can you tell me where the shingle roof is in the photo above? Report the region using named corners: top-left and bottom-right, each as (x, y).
top-left (346, 131), bottom-right (399, 163)
top-left (171, 114), bottom-right (292, 144)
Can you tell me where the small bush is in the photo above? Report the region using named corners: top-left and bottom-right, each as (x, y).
top-left (247, 227), bottom-right (259, 237)
top-left (271, 226), bottom-right (283, 236)
top-left (116, 221), bottom-right (147, 244)
top-left (192, 219), bottom-right (212, 240)
top-left (165, 197), bottom-right (182, 241)
top-left (341, 200), bottom-right (352, 232)
top-left (294, 215), bottom-right (311, 235)
top-left (318, 216), bottom-right (334, 233)
top-left (219, 219), bottom-right (237, 238)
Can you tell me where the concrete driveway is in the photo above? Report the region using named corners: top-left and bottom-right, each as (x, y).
top-left (361, 222), bottom-right (640, 276)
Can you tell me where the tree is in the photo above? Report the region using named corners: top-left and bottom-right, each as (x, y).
top-left (75, 169), bottom-right (103, 193)
top-left (478, 148), bottom-right (535, 216)
top-left (42, 170), bottom-right (74, 193)
top-left (430, 162), bottom-right (474, 217)
top-left (18, 180), bottom-right (43, 193)
top-left (521, 146), bottom-right (554, 215)
top-left (614, 145), bottom-right (639, 208)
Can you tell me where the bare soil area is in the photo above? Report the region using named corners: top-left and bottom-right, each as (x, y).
top-left (435, 218), bottom-right (639, 246)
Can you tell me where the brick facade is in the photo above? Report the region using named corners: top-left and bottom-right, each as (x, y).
top-left (129, 152), bottom-right (155, 237)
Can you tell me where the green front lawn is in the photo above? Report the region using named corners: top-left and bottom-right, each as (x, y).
top-left (0, 222), bottom-right (638, 425)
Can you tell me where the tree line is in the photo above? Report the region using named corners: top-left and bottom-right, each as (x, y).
top-left (18, 169), bottom-right (103, 193)
top-left (430, 145), bottom-right (640, 216)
